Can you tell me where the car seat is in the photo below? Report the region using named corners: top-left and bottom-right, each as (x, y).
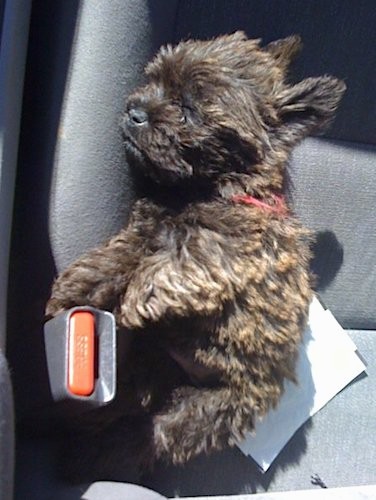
top-left (3, 1), bottom-right (376, 498)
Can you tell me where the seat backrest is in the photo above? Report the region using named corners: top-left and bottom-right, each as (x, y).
top-left (7, 0), bottom-right (376, 424)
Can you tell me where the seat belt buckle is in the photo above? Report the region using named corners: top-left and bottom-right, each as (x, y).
top-left (44, 307), bottom-right (116, 411)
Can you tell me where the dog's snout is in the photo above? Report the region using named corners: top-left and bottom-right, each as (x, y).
top-left (128, 108), bottom-right (149, 126)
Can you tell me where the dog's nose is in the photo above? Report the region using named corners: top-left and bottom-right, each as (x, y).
top-left (128, 108), bottom-right (148, 126)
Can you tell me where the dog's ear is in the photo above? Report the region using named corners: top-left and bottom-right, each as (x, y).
top-left (264, 35), bottom-right (302, 71)
top-left (274, 76), bottom-right (346, 146)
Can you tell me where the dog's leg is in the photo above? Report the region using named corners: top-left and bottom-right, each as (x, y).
top-left (152, 380), bottom-right (275, 464)
top-left (46, 228), bottom-right (141, 317)
top-left (152, 310), bottom-right (302, 464)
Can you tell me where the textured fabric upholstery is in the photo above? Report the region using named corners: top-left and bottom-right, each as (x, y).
top-left (48, 0), bottom-right (179, 271)
top-left (290, 138), bottom-right (376, 329)
top-left (186, 485), bottom-right (376, 499)
top-left (82, 482), bottom-right (166, 500)
top-left (82, 484), bottom-right (376, 500)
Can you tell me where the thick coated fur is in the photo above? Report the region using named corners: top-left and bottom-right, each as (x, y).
top-left (46, 33), bottom-right (345, 480)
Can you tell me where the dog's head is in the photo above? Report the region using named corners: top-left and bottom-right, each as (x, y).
top-left (122, 32), bottom-right (345, 187)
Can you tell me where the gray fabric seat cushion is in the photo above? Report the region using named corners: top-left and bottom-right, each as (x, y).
top-left (188, 485), bottom-right (376, 500)
top-left (48, 0), bottom-right (179, 271)
top-left (14, 330), bottom-right (375, 499)
top-left (82, 484), bottom-right (376, 500)
top-left (290, 138), bottom-right (376, 329)
top-left (82, 482), bottom-right (166, 499)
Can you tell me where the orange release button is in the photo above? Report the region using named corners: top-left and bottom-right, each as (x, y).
top-left (68, 311), bottom-right (95, 396)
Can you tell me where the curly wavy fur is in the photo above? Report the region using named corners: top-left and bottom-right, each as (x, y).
top-left (46, 32), bottom-right (345, 481)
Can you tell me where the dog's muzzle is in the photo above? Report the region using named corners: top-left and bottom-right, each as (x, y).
top-left (124, 106), bottom-right (149, 131)
top-left (122, 107), bottom-right (149, 144)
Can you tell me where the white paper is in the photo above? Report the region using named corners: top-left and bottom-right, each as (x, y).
top-left (237, 297), bottom-right (367, 472)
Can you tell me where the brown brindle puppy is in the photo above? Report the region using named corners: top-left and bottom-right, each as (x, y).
top-left (46, 32), bottom-right (345, 478)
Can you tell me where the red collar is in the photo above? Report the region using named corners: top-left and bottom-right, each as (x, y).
top-left (232, 193), bottom-right (288, 215)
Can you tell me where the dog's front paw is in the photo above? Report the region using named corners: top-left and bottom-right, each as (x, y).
top-left (45, 273), bottom-right (92, 318)
top-left (119, 258), bottom-right (199, 329)
top-left (45, 297), bottom-right (67, 318)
